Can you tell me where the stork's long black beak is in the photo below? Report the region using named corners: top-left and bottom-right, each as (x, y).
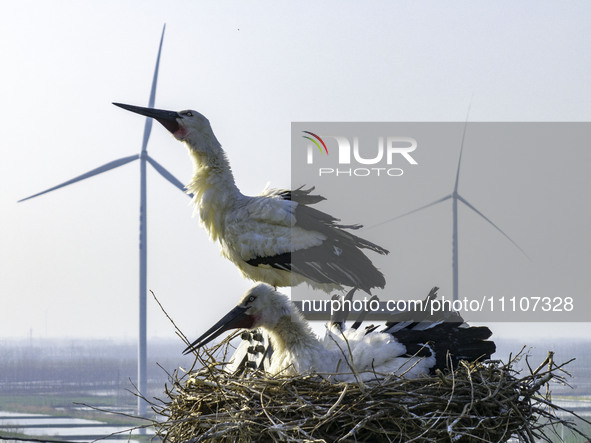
top-left (183, 305), bottom-right (255, 355)
top-left (113, 102), bottom-right (180, 134)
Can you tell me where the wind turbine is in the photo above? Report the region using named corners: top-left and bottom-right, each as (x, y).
top-left (18, 24), bottom-right (189, 416)
top-left (374, 122), bottom-right (528, 301)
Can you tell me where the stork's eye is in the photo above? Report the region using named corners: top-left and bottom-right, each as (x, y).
top-left (182, 111), bottom-right (193, 117)
top-left (247, 296), bottom-right (256, 303)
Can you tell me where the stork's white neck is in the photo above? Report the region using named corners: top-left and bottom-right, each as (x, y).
top-left (269, 315), bottom-right (319, 352)
top-left (184, 136), bottom-right (242, 241)
top-left (264, 312), bottom-right (326, 375)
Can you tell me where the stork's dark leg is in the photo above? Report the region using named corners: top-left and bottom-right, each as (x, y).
top-left (330, 287), bottom-right (357, 330)
top-left (351, 294), bottom-right (379, 330)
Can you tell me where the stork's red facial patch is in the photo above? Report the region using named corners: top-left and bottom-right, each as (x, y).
top-left (233, 313), bottom-right (256, 329)
top-left (173, 126), bottom-right (188, 140)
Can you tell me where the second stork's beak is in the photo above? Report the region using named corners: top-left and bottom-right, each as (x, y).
top-left (183, 305), bottom-right (256, 355)
top-left (113, 102), bottom-right (181, 134)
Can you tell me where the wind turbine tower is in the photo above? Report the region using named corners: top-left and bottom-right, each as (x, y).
top-left (18, 25), bottom-right (189, 416)
top-left (377, 122), bottom-right (528, 301)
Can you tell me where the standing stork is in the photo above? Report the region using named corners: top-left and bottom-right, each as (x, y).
top-left (183, 284), bottom-right (496, 381)
top-left (113, 103), bottom-right (389, 294)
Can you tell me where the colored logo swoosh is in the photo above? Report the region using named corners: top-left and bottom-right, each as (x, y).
top-left (302, 131), bottom-right (328, 154)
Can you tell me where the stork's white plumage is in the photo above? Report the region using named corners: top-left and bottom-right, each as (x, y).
top-left (183, 284), bottom-right (496, 381)
top-left (113, 103), bottom-right (389, 293)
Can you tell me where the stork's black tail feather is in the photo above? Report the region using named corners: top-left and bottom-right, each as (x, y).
top-left (391, 323), bottom-right (496, 374)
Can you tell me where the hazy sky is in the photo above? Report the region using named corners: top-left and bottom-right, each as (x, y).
top-left (1, 1), bottom-right (589, 343)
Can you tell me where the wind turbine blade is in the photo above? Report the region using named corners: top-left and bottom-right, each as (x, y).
top-left (146, 155), bottom-right (193, 198)
top-left (141, 24), bottom-right (166, 153)
top-left (457, 194), bottom-right (530, 259)
top-left (368, 194), bottom-right (452, 229)
top-left (454, 101), bottom-right (473, 193)
top-left (18, 154), bottom-right (140, 203)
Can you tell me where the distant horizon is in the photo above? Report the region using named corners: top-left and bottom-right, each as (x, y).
top-left (2, 322), bottom-right (590, 343)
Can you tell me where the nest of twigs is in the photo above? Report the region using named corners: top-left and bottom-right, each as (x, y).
top-left (151, 332), bottom-right (589, 442)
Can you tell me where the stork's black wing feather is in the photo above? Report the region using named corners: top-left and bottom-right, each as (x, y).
top-left (247, 187), bottom-right (388, 292)
top-left (282, 187), bottom-right (389, 254)
top-left (247, 239), bottom-right (386, 292)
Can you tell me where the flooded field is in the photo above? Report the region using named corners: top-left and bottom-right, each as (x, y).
top-left (0, 338), bottom-right (193, 442)
top-left (0, 410), bottom-right (150, 441)
top-left (0, 337), bottom-right (589, 442)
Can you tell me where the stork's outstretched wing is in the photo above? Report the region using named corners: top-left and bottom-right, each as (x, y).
top-left (232, 187), bottom-right (389, 292)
